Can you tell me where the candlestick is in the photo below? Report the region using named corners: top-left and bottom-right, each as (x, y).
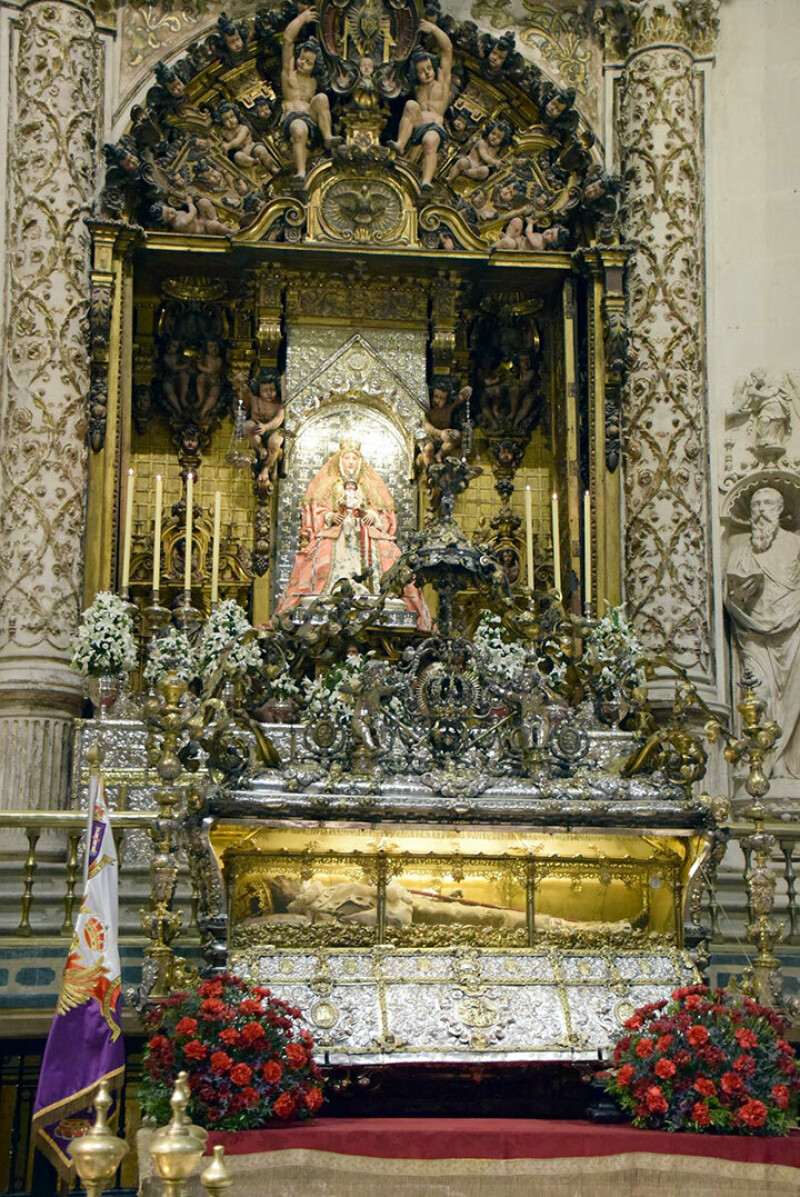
top-left (551, 491), bottom-right (561, 598)
top-left (583, 489), bottom-right (592, 615)
top-left (211, 491), bottom-right (221, 608)
top-left (524, 486), bottom-right (534, 591)
top-left (184, 473), bottom-right (193, 594)
top-left (152, 475), bottom-right (163, 595)
top-left (121, 468), bottom-right (134, 595)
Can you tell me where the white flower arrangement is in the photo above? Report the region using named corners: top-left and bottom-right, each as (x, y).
top-left (472, 612), bottom-right (528, 684)
top-left (584, 603), bottom-right (646, 693)
top-left (303, 652), bottom-right (364, 730)
top-left (268, 673), bottom-right (302, 702)
top-left (70, 592), bottom-right (137, 677)
top-left (196, 599), bottom-right (262, 681)
top-left (143, 627), bottom-right (197, 687)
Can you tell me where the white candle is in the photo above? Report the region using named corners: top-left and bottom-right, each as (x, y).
top-left (551, 491), bottom-right (561, 597)
top-left (583, 489), bottom-right (592, 613)
top-left (121, 468), bottom-right (134, 594)
top-left (152, 474), bottom-right (163, 594)
top-left (524, 486), bottom-right (534, 590)
top-left (184, 473), bottom-right (194, 593)
top-left (211, 491), bottom-right (221, 606)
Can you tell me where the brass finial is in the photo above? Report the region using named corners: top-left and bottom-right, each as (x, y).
top-left (148, 1071), bottom-right (208, 1195)
top-left (68, 1080), bottom-right (129, 1197)
top-left (86, 738), bottom-right (106, 772)
top-left (201, 1144), bottom-right (234, 1194)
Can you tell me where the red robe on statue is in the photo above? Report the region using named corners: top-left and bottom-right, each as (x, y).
top-left (276, 448), bottom-right (431, 630)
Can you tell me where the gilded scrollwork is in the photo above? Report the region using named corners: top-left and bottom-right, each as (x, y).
top-left (99, 0), bottom-right (618, 252)
top-left (0, 2), bottom-right (100, 658)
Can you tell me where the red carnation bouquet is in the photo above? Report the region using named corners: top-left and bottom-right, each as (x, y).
top-left (139, 974), bottom-right (324, 1130)
top-left (605, 985), bottom-right (800, 1134)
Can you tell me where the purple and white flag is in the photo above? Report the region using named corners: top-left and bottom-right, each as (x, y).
top-left (33, 771), bottom-right (125, 1175)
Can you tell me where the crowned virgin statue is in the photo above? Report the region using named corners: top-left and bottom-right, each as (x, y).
top-left (276, 440), bottom-right (431, 629)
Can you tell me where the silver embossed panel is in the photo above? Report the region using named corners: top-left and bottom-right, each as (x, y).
top-left (232, 948), bottom-right (697, 1064)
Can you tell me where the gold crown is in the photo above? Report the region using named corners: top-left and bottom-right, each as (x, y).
top-left (339, 438), bottom-right (361, 453)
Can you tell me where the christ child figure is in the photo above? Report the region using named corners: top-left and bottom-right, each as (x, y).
top-left (339, 479), bottom-right (364, 547)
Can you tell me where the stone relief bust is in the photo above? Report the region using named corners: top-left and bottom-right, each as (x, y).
top-left (724, 484), bottom-right (800, 778)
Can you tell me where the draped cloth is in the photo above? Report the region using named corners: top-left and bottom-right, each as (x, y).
top-left (193, 1119), bottom-right (800, 1197)
top-left (276, 449), bottom-right (431, 629)
top-left (33, 772), bottom-right (124, 1176)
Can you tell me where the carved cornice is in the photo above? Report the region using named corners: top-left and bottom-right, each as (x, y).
top-left (285, 273), bottom-right (429, 326)
top-left (630, 0), bottom-right (720, 55)
top-left (579, 0), bottom-right (720, 58)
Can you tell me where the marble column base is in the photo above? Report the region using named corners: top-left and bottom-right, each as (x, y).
top-left (0, 656), bottom-right (82, 812)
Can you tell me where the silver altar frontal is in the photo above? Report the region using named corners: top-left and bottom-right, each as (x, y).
top-left (201, 749), bottom-right (714, 1064)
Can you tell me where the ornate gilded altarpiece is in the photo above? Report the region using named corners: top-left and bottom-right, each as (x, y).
top-left (80, 0), bottom-right (716, 1064)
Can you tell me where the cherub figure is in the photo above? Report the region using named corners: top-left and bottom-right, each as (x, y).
top-left (210, 12), bottom-right (250, 65)
top-left (190, 160), bottom-right (248, 210)
top-left (103, 137), bottom-right (141, 177)
top-left (447, 119), bottom-right (512, 184)
top-left (166, 164), bottom-right (237, 227)
top-left (214, 102), bottom-right (273, 171)
top-left (420, 377), bottom-right (472, 465)
top-left (150, 60), bottom-right (211, 132)
top-left (150, 197), bottom-right (231, 236)
top-left (478, 31), bottom-right (518, 82)
top-left (491, 216), bottom-right (568, 252)
top-left (538, 84), bottom-right (579, 138)
top-left (386, 22), bottom-right (453, 190)
top-left (447, 106), bottom-right (479, 145)
top-left (236, 369), bottom-right (285, 489)
top-left (281, 9), bottom-right (339, 185)
top-left (506, 350), bottom-right (539, 428)
top-left (353, 55), bottom-right (379, 110)
top-left (158, 338), bottom-right (191, 417)
top-left (244, 94), bottom-right (277, 137)
top-left (195, 339), bottom-right (226, 418)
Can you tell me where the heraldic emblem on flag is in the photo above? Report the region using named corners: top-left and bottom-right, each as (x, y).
top-left (33, 771), bottom-right (125, 1175)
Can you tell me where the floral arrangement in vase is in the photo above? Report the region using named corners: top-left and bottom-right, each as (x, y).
top-left (302, 649), bottom-right (366, 731)
top-left (471, 612), bottom-right (528, 684)
top-left (604, 985), bottom-right (800, 1134)
top-left (143, 627), bottom-right (196, 688)
top-left (582, 603), bottom-right (646, 718)
top-left (253, 673), bottom-right (303, 723)
top-left (140, 974), bottom-right (324, 1130)
top-left (71, 592), bottom-right (137, 677)
top-left (196, 600), bottom-right (262, 683)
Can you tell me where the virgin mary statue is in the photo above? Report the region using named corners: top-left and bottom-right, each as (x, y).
top-left (276, 440), bottom-right (431, 629)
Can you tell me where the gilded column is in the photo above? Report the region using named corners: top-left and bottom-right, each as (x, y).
top-left (618, 0), bottom-right (719, 689)
top-left (0, 0), bottom-right (101, 808)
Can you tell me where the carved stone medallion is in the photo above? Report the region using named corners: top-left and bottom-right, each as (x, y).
top-left (321, 177), bottom-right (404, 242)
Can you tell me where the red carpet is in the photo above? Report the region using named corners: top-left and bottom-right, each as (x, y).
top-left (208, 1116), bottom-right (800, 1167)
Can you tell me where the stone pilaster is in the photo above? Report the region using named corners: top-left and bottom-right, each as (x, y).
top-left (0, 0), bottom-right (100, 808)
top-left (618, 0), bottom-right (719, 690)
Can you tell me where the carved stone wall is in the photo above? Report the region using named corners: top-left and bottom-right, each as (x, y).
top-left (619, 1), bottom-right (718, 688)
top-left (0, 1), bottom-right (100, 808)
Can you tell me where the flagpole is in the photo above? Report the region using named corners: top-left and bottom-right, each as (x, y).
top-left (33, 750), bottom-right (125, 1179)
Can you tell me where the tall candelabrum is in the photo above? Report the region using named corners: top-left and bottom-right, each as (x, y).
top-left (139, 674), bottom-right (199, 1002)
top-left (712, 668), bottom-right (785, 1007)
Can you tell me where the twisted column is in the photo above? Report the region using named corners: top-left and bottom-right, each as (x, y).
top-left (0, 0), bottom-right (100, 808)
top-left (619, 1), bottom-right (719, 690)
